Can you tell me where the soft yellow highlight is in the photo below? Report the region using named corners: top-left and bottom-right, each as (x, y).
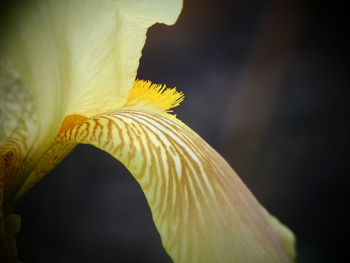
top-left (125, 80), bottom-right (184, 112)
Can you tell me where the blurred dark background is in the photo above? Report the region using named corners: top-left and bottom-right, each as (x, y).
top-left (16, 0), bottom-right (347, 262)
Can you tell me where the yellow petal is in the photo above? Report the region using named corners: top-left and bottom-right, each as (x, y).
top-left (0, 0), bottom-right (182, 205)
top-left (0, 0), bottom-right (182, 144)
top-left (56, 110), bottom-right (296, 263)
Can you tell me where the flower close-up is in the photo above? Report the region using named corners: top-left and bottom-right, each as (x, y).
top-left (0, 0), bottom-right (296, 262)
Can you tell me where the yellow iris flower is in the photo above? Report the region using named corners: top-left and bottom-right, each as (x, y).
top-left (0, 0), bottom-right (296, 262)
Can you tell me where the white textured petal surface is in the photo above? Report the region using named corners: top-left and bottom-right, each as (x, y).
top-left (57, 110), bottom-right (295, 263)
top-left (0, 66), bottom-right (40, 204)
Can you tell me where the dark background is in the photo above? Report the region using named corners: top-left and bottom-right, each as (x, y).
top-left (16, 0), bottom-right (347, 262)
